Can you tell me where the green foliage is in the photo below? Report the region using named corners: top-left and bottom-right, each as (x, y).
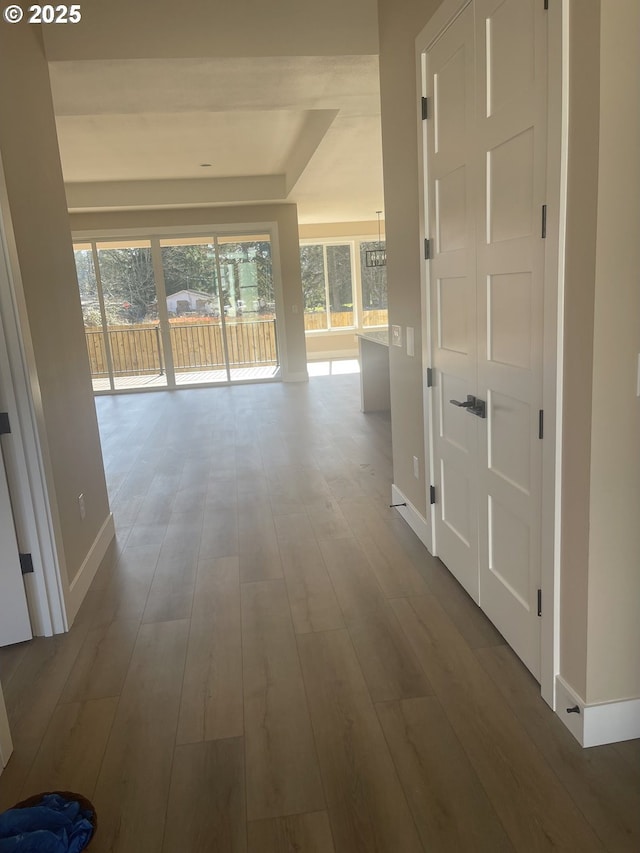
top-left (97, 246), bottom-right (156, 323)
top-left (162, 244), bottom-right (217, 298)
top-left (299, 245), bottom-right (326, 311)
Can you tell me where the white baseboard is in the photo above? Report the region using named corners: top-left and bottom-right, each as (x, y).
top-left (391, 484), bottom-right (433, 554)
top-left (555, 675), bottom-right (640, 747)
top-left (66, 513), bottom-right (115, 625)
top-left (282, 371), bottom-right (309, 382)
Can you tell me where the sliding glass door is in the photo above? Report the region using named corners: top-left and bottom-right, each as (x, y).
top-left (74, 230), bottom-right (279, 391)
top-left (75, 240), bottom-right (167, 391)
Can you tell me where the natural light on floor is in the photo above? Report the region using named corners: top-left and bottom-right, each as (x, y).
top-left (307, 359), bottom-right (360, 377)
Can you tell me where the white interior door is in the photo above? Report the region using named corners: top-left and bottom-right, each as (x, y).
top-left (425, 0), bottom-right (546, 679)
top-left (0, 439), bottom-right (32, 646)
top-left (428, 2), bottom-right (480, 600)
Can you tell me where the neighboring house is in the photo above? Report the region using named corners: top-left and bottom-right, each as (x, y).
top-left (165, 289), bottom-right (217, 316)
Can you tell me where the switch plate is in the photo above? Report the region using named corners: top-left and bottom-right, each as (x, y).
top-left (391, 325), bottom-right (402, 347)
top-left (78, 493), bottom-right (86, 520)
top-left (406, 326), bottom-right (415, 357)
top-left (413, 456), bottom-right (419, 479)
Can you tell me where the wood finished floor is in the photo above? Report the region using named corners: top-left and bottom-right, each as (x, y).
top-left (0, 374), bottom-right (639, 852)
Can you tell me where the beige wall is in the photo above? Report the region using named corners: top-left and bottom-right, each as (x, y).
top-left (305, 333), bottom-right (358, 360)
top-left (299, 221), bottom-right (383, 240)
top-left (69, 205), bottom-right (308, 381)
top-left (558, 0), bottom-right (601, 700)
top-left (585, 0), bottom-right (640, 703)
top-left (0, 24), bottom-right (110, 592)
top-left (560, 0), bottom-right (640, 705)
top-left (377, 0), bottom-right (442, 516)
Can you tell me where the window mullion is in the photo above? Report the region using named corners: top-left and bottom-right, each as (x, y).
top-left (323, 244), bottom-right (331, 330)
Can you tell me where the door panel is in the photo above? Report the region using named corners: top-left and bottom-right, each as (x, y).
top-left (0, 444), bottom-right (32, 646)
top-left (476, 0), bottom-right (545, 678)
top-left (485, 0), bottom-right (536, 117)
top-left (428, 3), bottom-right (479, 601)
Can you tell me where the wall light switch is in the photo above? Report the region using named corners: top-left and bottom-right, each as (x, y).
top-left (391, 325), bottom-right (402, 347)
top-left (406, 326), bottom-right (415, 357)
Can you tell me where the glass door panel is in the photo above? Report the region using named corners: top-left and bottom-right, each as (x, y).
top-left (95, 240), bottom-right (166, 390)
top-left (74, 243), bottom-right (112, 392)
top-left (216, 235), bottom-right (278, 381)
top-left (159, 238), bottom-right (228, 385)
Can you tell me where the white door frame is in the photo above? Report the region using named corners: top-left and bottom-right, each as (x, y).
top-left (416, 0), bottom-right (568, 708)
top-left (0, 155), bottom-right (68, 640)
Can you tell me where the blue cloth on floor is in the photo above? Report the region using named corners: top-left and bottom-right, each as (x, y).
top-left (0, 794), bottom-right (94, 852)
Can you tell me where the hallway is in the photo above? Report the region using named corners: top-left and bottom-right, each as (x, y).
top-left (0, 374), bottom-right (638, 851)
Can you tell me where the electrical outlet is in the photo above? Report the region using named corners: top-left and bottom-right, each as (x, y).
top-left (391, 325), bottom-right (402, 347)
top-left (78, 493), bottom-right (86, 520)
top-left (413, 456), bottom-right (419, 479)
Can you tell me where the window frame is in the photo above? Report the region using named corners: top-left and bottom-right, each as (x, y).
top-left (299, 235), bottom-right (387, 336)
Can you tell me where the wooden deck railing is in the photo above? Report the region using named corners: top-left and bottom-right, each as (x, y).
top-left (85, 319), bottom-right (278, 377)
top-left (303, 309), bottom-right (388, 331)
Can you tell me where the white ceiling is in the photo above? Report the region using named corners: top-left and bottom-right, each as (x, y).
top-left (47, 44), bottom-right (385, 224)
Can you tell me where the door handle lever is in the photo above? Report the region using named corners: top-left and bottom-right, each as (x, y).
top-left (450, 395), bottom-right (486, 419)
top-left (450, 395), bottom-right (476, 408)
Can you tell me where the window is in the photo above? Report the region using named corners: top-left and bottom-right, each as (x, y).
top-left (300, 238), bottom-right (387, 332)
top-left (300, 243), bottom-right (354, 330)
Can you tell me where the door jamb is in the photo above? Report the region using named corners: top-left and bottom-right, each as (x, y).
top-left (0, 156), bottom-right (68, 639)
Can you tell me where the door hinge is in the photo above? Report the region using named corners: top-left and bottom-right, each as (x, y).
top-left (424, 238), bottom-right (432, 260)
top-left (541, 204), bottom-right (547, 238)
top-left (426, 367), bottom-right (434, 387)
top-left (421, 96), bottom-right (429, 120)
top-left (544, 0), bottom-right (549, 9)
top-left (537, 588), bottom-right (542, 617)
top-left (538, 409), bottom-right (544, 439)
top-left (430, 485), bottom-right (436, 505)
top-left (19, 553), bottom-right (34, 575)
top-left (0, 412), bottom-right (10, 435)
